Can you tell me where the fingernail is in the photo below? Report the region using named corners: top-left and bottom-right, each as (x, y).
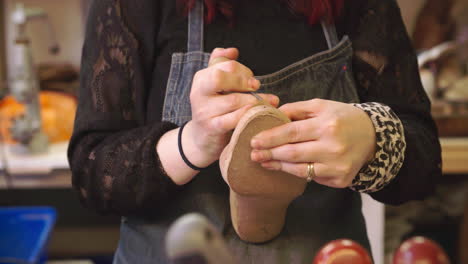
top-left (251, 151), bottom-right (257, 162)
top-left (252, 150), bottom-right (268, 162)
top-left (254, 150), bottom-right (270, 162)
top-left (251, 150), bottom-right (260, 161)
top-left (248, 77), bottom-right (260, 90)
top-left (261, 162), bottom-right (277, 170)
top-left (251, 137), bottom-right (260, 148)
top-left (270, 95), bottom-right (279, 106)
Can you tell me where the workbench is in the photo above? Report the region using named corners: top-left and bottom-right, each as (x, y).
top-left (1, 137), bottom-right (467, 261)
top-left (0, 142), bottom-right (120, 259)
top-left (440, 138), bottom-right (468, 174)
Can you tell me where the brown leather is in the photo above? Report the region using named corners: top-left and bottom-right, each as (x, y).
top-left (220, 104), bottom-right (307, 243)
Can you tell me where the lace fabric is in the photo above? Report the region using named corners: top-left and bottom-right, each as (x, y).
top-left (69, 0), bottom-right (179, 215)
top-left (346, 0), bottom-right (441, 204)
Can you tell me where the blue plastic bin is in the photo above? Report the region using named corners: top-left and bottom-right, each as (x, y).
top-left (0, 207), bottom-right (57, 264)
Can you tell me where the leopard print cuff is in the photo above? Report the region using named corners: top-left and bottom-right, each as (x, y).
top-left (349, 102), bottom-right (406, 193)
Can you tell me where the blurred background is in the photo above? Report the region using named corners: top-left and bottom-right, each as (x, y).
top-left (0, 1), bottom-right (119, 264)
top-left (0, 0), bottom-right (467, 264)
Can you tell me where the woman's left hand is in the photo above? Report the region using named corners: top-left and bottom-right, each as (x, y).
top-left (250, 99), bottom-right (376, 188)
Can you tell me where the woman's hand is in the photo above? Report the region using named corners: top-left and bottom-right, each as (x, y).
top-left (184, 48), bottom-right (279, 168)
top-left (250, 99), bottom-right (376, 188)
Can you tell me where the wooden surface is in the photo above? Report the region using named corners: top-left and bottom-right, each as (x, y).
top-left (0, 142), bottom-right (69, 173)
top-left (440, 137), bottom-right (468, 174)
top-left (48, 226), bottom-right (119, 258)
top-left (0, 169), bottom-right (71, 189)
top-left (0, 142), bottom-right (70, 189)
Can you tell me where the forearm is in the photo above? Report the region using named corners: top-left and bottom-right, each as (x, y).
top-left (369, 110), bottom-right (441, 205)
top-left (345, 0), bottom-right (442, 204)
top-left (69, 121), bottom-right (180, 215)
top-left (348, 101), bottom-right (440, 204)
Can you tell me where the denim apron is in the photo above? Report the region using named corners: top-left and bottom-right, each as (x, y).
top-left (114, 1), bottom-right (370, 263)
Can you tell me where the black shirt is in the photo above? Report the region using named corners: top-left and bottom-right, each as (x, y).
top-left (68, 0), bottom-right (442, 216)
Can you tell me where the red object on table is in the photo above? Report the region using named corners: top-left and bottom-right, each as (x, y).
top-left (393, 236), bottom-right (450, 264)
top-left (313, 239), bottom-right (373, 264)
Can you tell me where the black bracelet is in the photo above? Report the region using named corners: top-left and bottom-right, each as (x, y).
top-left (178, 122), bottom-right (208, 171)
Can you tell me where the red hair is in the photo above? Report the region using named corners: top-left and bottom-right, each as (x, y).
top-left (177, 0), bottom-right (345, 25)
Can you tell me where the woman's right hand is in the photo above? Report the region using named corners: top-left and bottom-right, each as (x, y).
top-left (183, 48), bottom-right (279, 168)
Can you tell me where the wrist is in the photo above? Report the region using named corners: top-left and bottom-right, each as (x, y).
top-left (181, 121), bottom-right (217, 169)
top-left (349, 102), bottom-right (406, 193)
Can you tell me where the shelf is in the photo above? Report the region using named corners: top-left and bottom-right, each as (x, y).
top-left (440, 137), bottom-right (468, 174)
top-left (0, 142), bottom-right (70, 189)
top-left (0, 169), bottom-right (71, 189)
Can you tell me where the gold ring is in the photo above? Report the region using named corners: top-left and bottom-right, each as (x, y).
top-left (306, 163), bottom-right (315, 183)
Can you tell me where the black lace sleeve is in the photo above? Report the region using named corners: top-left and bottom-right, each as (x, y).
top-left (344, 0), bottom-right (442, 205)
top-left (68, 0), bottom-right (179, 216)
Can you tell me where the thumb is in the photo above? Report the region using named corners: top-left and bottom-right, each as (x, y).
top-left (209, 47), bottom-right (239, 67)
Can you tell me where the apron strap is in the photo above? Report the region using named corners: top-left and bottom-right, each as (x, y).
top-left (321, 20), bottom-right (339, 49)
top-left (188, 0), bottom-right (204, 52)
